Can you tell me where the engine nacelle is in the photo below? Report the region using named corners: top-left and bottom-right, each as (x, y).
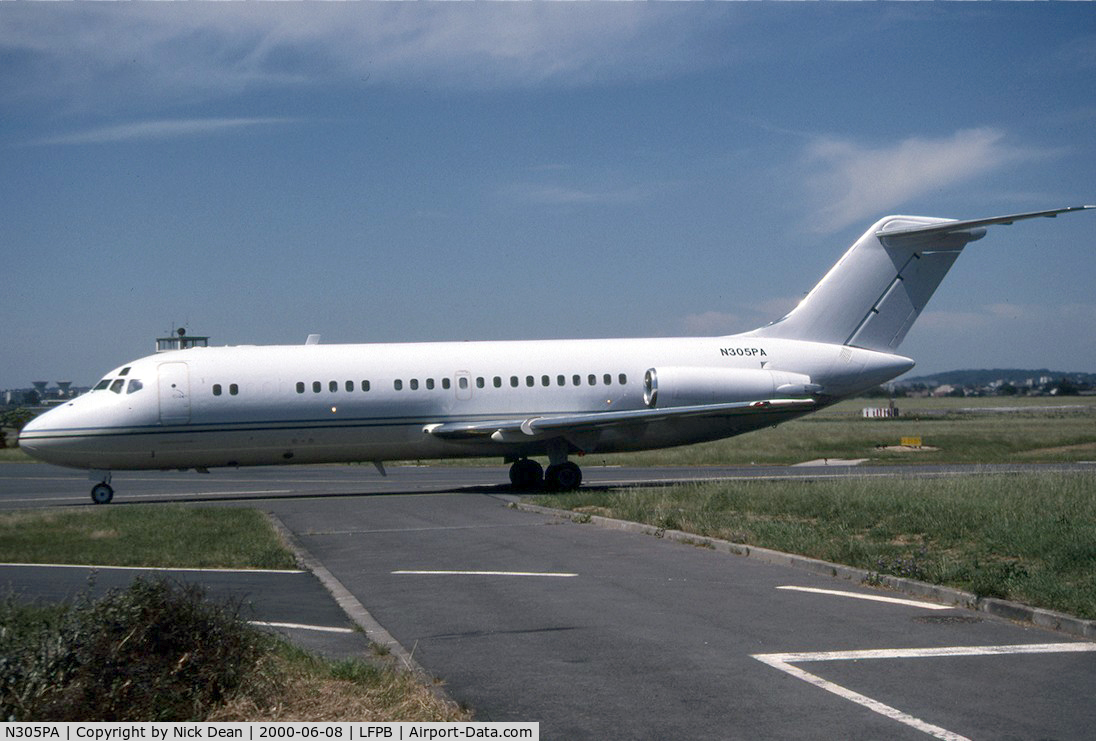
top-left (642, 366), bottom-right (818, 408)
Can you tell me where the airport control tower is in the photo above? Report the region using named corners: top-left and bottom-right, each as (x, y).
top-left (155, 328), bottom-right (209, 353)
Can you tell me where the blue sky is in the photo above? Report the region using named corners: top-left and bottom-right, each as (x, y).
top-left (2, 3), bottom-right (1094, 389)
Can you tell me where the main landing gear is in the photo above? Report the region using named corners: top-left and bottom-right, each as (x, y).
top-left (90, 472), bottom-right (114, 504)
top-left (508, 457), bottom-right (583, 492)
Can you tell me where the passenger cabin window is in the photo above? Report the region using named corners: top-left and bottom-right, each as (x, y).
top-left (572, 375), bottom-right (581, 386)
top-left (394, 380), bottom-right (403, 391)
top-left (557, 375), bottom-right (566, 387)
top-left (362, 380), bottom-right (371, 392)
top-left (494, 377), bottom-right (502, 388)
top-left (213, 384), bottom-right (222, 396)
top-left (442, 378), bottom-right (451, 390)
top-left (296, 382), bottom-right (305, 394)
top-left (459, 377), bottom-right (469, 390)
top-left (476, 377), bottom-right (485, 389)
top-left (230, 384), bottom-right (239, 396)
top-left (410, 379), bottom-right (419, 390)
top-left (329, 381), bottom-right (338, 392)
top-left (313, 381), bottom-right (322, 393)
top-left (619, 374), bottom-right (628, 385)
top-left (427, 378), bottom-right (435, 390)
top-left (588, 374), bottom-right (597, 386)
top-left (346, 381), bottom-right (355, 392)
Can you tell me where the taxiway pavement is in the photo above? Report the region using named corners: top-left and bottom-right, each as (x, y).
top-left (3, 463), bottom-right (1095, 738)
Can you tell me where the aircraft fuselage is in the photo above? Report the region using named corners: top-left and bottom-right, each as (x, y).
top-left (19, 335), bottom-right (910, 472)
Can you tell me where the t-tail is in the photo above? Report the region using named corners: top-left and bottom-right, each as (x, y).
top-left (747, 206), bottom-right (1094, 352)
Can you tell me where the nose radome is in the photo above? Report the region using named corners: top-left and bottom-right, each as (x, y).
top-left (16, 404), bottom-right (79, 465)
top-left (16, 413), bottom-right (50, 461)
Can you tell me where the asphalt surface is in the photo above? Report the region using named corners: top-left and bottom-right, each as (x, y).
top-left (3, 462), bottom-right (1096, 738)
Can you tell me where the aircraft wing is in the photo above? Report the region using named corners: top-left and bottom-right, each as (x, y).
top-left (876, 205), bottom-right (1094, 241)
top-left (423, 398), bottom-right (817, 442)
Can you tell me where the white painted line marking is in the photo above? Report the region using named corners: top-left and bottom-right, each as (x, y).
top-left (778, 585), bottom-right (953, 610)
top-left (753, 642), bottom-right (1096, 741)
top-left (250, 620), bottom-right (355, 634)
top-left (311, 523), bottom-right (545, 535)
top-left (764, 642), bottom-right (1096, 664)
top-left (2, 490), bottom-right (294, 504)
top-left (0, 562), bottom-right (305, 574)
top-left (753, 652), bottom-right (969, 741)
top-left (392, 570), bottom-right (578, 578)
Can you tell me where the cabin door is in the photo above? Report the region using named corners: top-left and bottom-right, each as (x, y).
top-left (158, 362), bottom-right (191, 425)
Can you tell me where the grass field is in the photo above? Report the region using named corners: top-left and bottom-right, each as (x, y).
top-left (534, 470), bottom-right (1096, 620)
top-left (578, 395), bottom-right (1096, 467)
top-left (0, 505), bottom-right (297, 569)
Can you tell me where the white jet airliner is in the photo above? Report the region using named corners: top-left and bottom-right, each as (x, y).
top-left (20, 206), bottom-right (1093, 503)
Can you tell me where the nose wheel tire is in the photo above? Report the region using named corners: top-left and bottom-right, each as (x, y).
top-left (91, 483), bottom-right (114, 504)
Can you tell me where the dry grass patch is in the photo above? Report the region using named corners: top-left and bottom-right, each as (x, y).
top-left (210, 651), bottom-right (468, 722)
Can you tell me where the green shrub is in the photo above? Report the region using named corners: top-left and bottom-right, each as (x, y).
top-left (1, 577), bottom-right (271, 721)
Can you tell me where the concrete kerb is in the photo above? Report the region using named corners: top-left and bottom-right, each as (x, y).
top-left (263, 512), bottom-right (464, 709)
top-left (512, 501), bottom-right (1096, 641)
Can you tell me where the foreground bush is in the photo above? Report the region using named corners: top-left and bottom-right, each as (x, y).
top-left (1, 577), bottom-right (270, 721)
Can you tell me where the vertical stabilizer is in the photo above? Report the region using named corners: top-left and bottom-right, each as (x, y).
top-left (746, 206), bottom-right (1092, 352)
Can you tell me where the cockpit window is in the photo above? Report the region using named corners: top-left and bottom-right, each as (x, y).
top-left (119, 367), bottom-right (131, 377)
top-left (94, 379), bottom-right (112, 391)
top-left (109, 379), bottom-right (125, 394)
top-left (126, 379), bottom-right (144, 394)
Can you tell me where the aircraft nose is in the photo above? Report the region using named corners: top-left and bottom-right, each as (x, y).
top-left (18, 412), bottom-right (52, 459)
top-left (17, 407), bottom-right (78, 466)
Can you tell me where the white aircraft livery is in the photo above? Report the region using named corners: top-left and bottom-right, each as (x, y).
top-left (20, 206), bottom-right (1094, 503)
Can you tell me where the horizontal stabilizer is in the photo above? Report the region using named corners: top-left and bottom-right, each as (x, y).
top-left (876, 205), bottom-right (1094, 242)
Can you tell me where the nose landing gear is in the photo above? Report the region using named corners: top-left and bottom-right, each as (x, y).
top-left (90, 472), bottom-right (114, 504)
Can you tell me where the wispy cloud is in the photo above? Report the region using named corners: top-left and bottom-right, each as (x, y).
top-left (803, 128), bottom-right (1037, 232)
top-left (28, 117), bottom-right (295, 146)
top-left (505, 182), bottom-right (656, 207)
top-left (1, 4), bottom-right (734, 110)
